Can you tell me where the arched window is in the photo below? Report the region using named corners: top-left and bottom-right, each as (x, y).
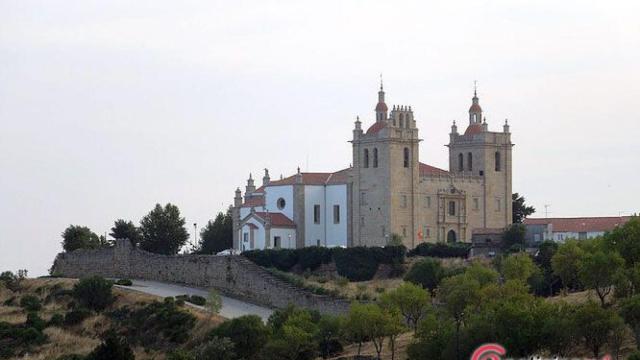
top-left (458, 153), bottom-right (464, 172)
top-left (447, 230), bottom-right (457, 243)
top-left (373, 148), bottom-right (378, 168)
top-left (403, 147), bottom-right (409, 168)
top-left (399, 117), bottom-right (404, 128)
top-left (448, 201), bottom-right (456, 216)
top-left (495, 151), bottom-right (501, 171)
top-left (364, 149), bottom-right (369, 168)
top-left (467, 152), bottom-right (473, 172)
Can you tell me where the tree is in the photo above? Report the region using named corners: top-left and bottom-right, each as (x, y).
top-left (207, 289), bottom-right (222, 317)
top-left (603, 217), bottom-right (640, 267)
top-left (350, 303), bottom-right (391, 360)
top-left (619, 295), bottom-right (640, 348)
top-left (380, 282), bottom-right (431, 333)
top-left (463, 262), bottom-right (499, 287)
top-left (502, 224), bottom-right (526, 251)
top-left (139, 203), bottom-right (189, 255)
top-left (534, 241), bottom-right (561, 296)
top-left (438, 274), bottom-right (481, 360)
top-left (345, 302), bottom-right (369, 356)
top-left (501, 252), bottom-right (541, 286)
top-left (316, 315), bottom-right (343, 359)
top-left (386, 310), bottom-right (406, 360)
top-left (197, 209), bottom-right (233, 254)
top-left (574, 301), bottom-right (623, 358)
top-left (87, 331), bottom-right (134, 360)
top-left (407, 314), bottom-right (456, 360)
top-left (578, 250), bottom-right (624, 307)
top-left (539, 301), bottom-right (577, 357)
top-left (403, 257), bottom-right (444, 295)
top-left (210, 315), bottom-right (270, 360)
top-left (110, 219), bottom-right (142, 246)
top-left (512, 193), bottom-right (535, 224)
top-left (194, 336), bottom-right (236, 360)
top-left (61, 225), bottom-right (100, 252)
top-left (73, 276), bottom-right (114, 311)
top-left (551, 240), bottom-right (585, 293)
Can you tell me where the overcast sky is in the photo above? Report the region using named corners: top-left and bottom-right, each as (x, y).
top-left (1, 0), bottom-right (639, 276)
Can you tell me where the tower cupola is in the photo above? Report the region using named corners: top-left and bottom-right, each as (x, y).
top-left (375, 77), bottom-right (388, 122)
top-left (469, 87), bottom-right (483, 124)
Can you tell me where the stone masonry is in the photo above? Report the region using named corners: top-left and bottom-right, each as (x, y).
top-left (51, 239), bottom-right (350, 315)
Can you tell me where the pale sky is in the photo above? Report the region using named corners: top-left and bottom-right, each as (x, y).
top-left (1, 0), bottom-right (639, 276)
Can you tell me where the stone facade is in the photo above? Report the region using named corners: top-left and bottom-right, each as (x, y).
top-left (51, 240), bottom-right (350, 315)
top-left (233, 83), bottom-right (514, 250)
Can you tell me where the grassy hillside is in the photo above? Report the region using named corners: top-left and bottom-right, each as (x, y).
top-left (0, 277), bottom-right (223, 360)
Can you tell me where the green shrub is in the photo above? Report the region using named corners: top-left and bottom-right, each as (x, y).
top-left (194, 336), bottom-right (236, 360)
top-left (209, 315), bottom-right (270, 359)
top-left (175, 294), bottom-right (190, 302)
top-left (3, 296), bottom-right (16, 306)
top-left (297, 246), bottom-right (333, 271)
top-left (115, 279), bottom-right (133, 286)
top-left (48, 313), bottom-right (65, 327)
top-left (404, 257), bottom-right (444, 294)
top-left (0, 321), bottom-right (47, 358)
top-left (64, 308), bottom-right (93, 326)
top-left (175, 298), bottom-right (186, 307)
top-left (334, 247), bottom-right (379, 281)
top-left (20, 295), bottom-right (42, 312)
top-left (188, 295), bottom-right (207, 306)
top-left (26, 312), bottom-right (46, 331)
top-left (167, 349), bottom-right (195, 360)
top-left (112, 299), bottom-right (196, 347)
top-left (87, 331), bottom-right (134, 360)
top-left (0, 271), bottom-right (21, 291)
top-left (408, 242), bottom-right (470, 258)
top-left (73, 276), bottom-right (114, 311)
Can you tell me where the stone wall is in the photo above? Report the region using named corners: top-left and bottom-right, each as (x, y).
top-left (51, 240), bottom-right (350, 315)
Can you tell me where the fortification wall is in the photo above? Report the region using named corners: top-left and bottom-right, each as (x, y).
top-left (51, 240), bottom-right (350, 315)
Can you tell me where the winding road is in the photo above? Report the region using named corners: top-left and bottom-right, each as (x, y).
top-left (115, 279), bottom-right (273, 321)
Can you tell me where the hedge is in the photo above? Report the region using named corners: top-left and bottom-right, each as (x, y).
top-left (407, 242), bottom-right (471, 258)
top-left (242, 245), bottom-right (406, 282)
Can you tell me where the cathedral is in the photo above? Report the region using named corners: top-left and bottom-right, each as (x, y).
top-left (232, 83), bottom-right (513, 251)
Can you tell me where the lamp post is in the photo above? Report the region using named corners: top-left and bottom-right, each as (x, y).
top-left (193, 222), bottom-right (197, 249)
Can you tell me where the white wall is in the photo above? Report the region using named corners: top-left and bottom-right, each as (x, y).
top-left (240, 206), bottom-right (264, 219)
top-left (270, 228), bottom-right (297, 249)
top-left (325, 185), bottom-right (348, 247)
top-left (264, 185), bottom-right (294, 219)
top-left (304, 185), bottom-right (348, 247)
top-left (240, 217), bottom-right (265, 251)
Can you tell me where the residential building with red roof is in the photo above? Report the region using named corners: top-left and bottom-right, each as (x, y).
top-left (231, 82), bottom-right (514, 251)
top-left (524, 216), bottom-right (634, 243)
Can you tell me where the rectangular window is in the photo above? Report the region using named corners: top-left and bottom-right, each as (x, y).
top-left (448, 201), bottom-right (456, 216)
top-left (402, 195), bottom-right (407, 208)
top-left (422, 225), bottom-right (431, 239)
top-left (473, 198), bottom-right (479, 210)
top-left (333, 205), bottom-right (340, 224)
top-left (316, 239), bottom-right (321, 246)
top-left (314, 205), bottom-right (321, 224)
top-left (579, 232), bottom-right (587, 240)
top-left (426, 196), bottom-right (431, 208)
top-left (495, 198), bottom-right (501, 212)
top-left (402, 226), bottom-right (407, 237)
top-left (360, 217), bottom-right (365, 226)
top-left (382, 226), bottom-right (386, 237)
top-left (243, 233), bottom-right (249, 242)
top-left (360, 192), bottom-right (367, 206)
top-left (274, 236), bottom-right (281, 249)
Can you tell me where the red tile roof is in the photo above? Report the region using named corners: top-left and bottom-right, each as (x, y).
top-left (375, 102), bottom-right (388, 112)
top-left (419, 162), bottom-right (449, 176)
top-left (242, 196), bottom-right (265, 208)
top-left (366, 121), bottom-right (386, 135)
top-left (254, 212), bottom-right (296, 228)
top-left (524, 216), bottom-right (633, 233)
top-left (268, 168), bottom-right (350, 186)
top-left (469, 103), bottom-right (482, 113)
top-left (464, 123), bottom-right (483, 135)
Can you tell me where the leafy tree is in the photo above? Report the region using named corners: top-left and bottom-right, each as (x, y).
top-left (380, 282), bottom-right (431, 333)
top-left (197, 209), bottom-right (233, 254)
top-left (87, 331), bottom-right (134, 360)
top-left (463, 262), bottom-right (499, 287)
top-left (73, 276), bottom-right (114, 311)
top-left (210, 315), bottom-right (269, 360)
top-left (403, 257), bottom-right (444, 295)
top-left (619, 294), bottom-right (640, 347)
top-left (578, 250), bottom-right (624, 307)
top-left (350, 303), bottom-right (391, 360)
top-left (407, 313), bottom-right (456, 360)
top-left (194, 336), bottom-right (236, 360)
top-left (614, 263), bottom-right (640, 299)
top-left (206, 289), bottom-right (222, 317)
top-left (501, 252), bottom-right (541, 286)
top-left (110, 219), bottom-right (142, 246)
top-left (61, 225), bottom-right (100, 252)
top-left (316, 315), bottom-right (343, 359)
top-left (20, 295), bottom-right (42, 312)
top-left (574, 301), bottom-right (623, 358)
top-left (345, 302), bottom-right (371, 356)
top-left (551, 240), bottom-right (585, 293)
top-left (603, 217), bottom-right (640, 266)
top-left (438, 274), bottom-right (481, 360)
top-left (385, 310), bottom-right (406, 360)
top-left (539, 301), bottom-right (577, 357)
top-left (139, 203), bottom-right (189, 255)
top-left (502, 224), bottom-right (526, 251)
top-left (534, 241), bottom-right (561, 296)
top-left (512, 193), bottom-right (535, 223)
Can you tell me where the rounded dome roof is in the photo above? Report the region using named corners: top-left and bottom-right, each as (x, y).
top-left (375, 102), bottom-right (388, 112)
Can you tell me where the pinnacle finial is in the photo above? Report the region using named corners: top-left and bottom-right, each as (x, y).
top-left (505, 118), bottom-right (509, 125)
top-left (249, 172), bottom-right (252, 180)
top-left (379, 73), bottom-right (383, 91)
top-left (473, 80), bottom-right (478, 97)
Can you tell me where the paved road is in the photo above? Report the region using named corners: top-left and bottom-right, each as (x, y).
top-left (115, 279), bottom-right (273, 321)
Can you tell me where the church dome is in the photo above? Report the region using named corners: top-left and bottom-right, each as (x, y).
top-left (366, 121), bottom-right (386, 135)
top-left (464, 123), bottom-right (483, 135)
top-left (469, 103), bottom-right (482, 113)
top-left (375, 102), bottom-right (388, 112)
